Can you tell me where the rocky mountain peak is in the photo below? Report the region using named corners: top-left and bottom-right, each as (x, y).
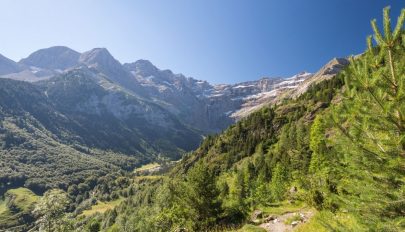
top-left (19, 46), bottom-right (80, 70)
top-left (124, 59), bottom-right (159, 77)
top-left (287, 57), bottom-right (349, 98)
top-left (134, 59), bottom-right (157, 70)
top-left (322, 58), bottom-right (350, 75)
top-left (0, 46), bottom-right (349, 133)
top-left (79, 48), bottom-right (119, 67)
top-left (78, 48), bottom-right (145, 96)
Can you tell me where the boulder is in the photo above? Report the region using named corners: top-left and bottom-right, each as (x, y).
top-left (291, 221), bottom-right (300, 227)
top-left (251, 210), bottom-right (263, 221)
top-left (263, 215), bottom-right (276, 222)
top-left (289, 186), bottom-right (297, 193)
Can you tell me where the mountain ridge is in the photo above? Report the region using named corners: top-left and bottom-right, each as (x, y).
top-left (0, 46), bottom-right (348, 134)
top-left (19, 46), bottom-right (80, 70)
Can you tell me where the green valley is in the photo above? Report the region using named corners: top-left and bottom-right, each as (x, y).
top-left (0, 4), bottom-right (404, 232)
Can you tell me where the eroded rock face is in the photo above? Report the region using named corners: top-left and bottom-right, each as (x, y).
top-left (123, 61), bottom-right (315, 132)
top-left (0, 46), bottom-right (349, 133)
top-left (229, 72), bottom-right (313, 120)
top-left (288, 58), bottom-right (349, 99)
top-left (230, 58), bottom-right (349, 120)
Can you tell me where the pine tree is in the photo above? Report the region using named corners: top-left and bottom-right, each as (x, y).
top-left (234, 169), bottom-right (247, 207)
top-left (317, 6), bottom-right (405, 229)
top-left (338, 6), bottom-right (405, 158)
top-left (33, 189), bottom-right (70, 232)
top-left (270, 163), bottom-right (288, 201)
top-left (185, 161), bottom-right (222, 229)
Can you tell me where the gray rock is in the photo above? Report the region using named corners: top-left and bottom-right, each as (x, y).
top-left (263, 215), bottom-right (276, 222)
top-left (1, 47), bottom-right (347, 136)
top-left (291, 220), bottom-right (300, 227)
top-left (251, 210), bottom-right (263, 221)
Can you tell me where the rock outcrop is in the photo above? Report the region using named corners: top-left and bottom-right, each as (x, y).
top-left (0, 46), bottom-right (349, 133)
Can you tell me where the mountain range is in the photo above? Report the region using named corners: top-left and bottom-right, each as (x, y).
top-left (0, 46), bottom-right (348, 193)
top-left (1, 6), bottom-right (403, 231)
top-left (0, 46), bottom-right (348, 133)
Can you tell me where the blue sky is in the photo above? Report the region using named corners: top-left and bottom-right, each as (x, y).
top-left (0, 0), bottom-right (404, 84)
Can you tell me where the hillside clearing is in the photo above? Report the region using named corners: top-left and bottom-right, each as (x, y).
top-left (80, 198), bottom-right (124, 217)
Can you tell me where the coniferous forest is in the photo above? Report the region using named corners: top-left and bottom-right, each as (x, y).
top-left (0, 5), bottom-right (404, 232)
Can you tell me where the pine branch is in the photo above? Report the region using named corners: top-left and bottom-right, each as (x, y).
top-left (380, 73), bottom-right (397, 89)
top-left (393, 9), bottom-right (405, 40)
top-left (367, 35), bottom-right (374, 53)
top-left (371, 19), bottom-right (385, 45)
top-left (365, 86), bottom-right (386, 113)
top-left (387, 49), bottom-right (398, 90)
top-left (332, 116), bottom-right (382, 159)
top-left (383, 6), bottom-right (393, 43)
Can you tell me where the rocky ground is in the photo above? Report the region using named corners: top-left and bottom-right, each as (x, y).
top-left (258, 210), bottom-right (315, 232)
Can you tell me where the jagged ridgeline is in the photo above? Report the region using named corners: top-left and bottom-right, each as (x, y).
top-left (85, 7), bottom-right (404, 232)
top-left (0, 73), bottom-right (200, 192)
top-left (0, 6), bottom-right (404, 232)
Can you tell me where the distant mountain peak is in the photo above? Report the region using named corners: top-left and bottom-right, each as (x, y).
top-left (134, 59), bottom-right (154, 67)
top-left (85, 47), bottom-right (110, 56)
top-left (123, 59), bottom-right (159, 77)
top-left (19, 46), bottom-right (80, 70)
top-left (332, 57), bottom-right (350, 64)
top-left (79, 48), bottom-right (118, 66)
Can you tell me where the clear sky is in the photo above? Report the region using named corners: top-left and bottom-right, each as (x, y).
top-left (0, 0), bottom-right (404, 84)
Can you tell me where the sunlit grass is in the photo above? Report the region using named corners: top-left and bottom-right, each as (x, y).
top-left (0, 188), bottom-right (39, 227)
top-left (6, 188), bottom-right (39, 211)
top-left (133, 162), bottom-right (160, 173)
top-left (259, 200), bottom-right (307, 216)
top-left (134, 175), bottom-right (163, 181)
top-left (80, 198), bottom-right (124, 216)
top-left (295, 211), bottom-right (366, 232)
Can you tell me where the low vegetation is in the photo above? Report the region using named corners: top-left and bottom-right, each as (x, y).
top-left (80, 198), bottom-right (124, 217)
top-left (0, 188), bottom-right (39, 230)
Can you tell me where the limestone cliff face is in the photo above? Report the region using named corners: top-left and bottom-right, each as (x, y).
top-left (123, 61), bottom-right (314, 132)
top-left (288, 58), bottom-right (349, 99)
top-left (230, 58), bottom-right (349, 120)
top-left (0, 46), bottom-right (349, 133)
top-left (228, 72), bottom-right (312, 120)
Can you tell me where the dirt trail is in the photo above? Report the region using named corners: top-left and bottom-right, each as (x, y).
top-left (259, 210), bottom-right (314, 232)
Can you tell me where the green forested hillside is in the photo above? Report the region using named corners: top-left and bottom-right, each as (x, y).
top-left (0, 78), bottom-right (144, 195)
top-left (0, 70), bottom-right (203, 202)
top-left (1, 6), bottom-right (404, 232)
top-left (73, 7), bottom-right (404, 232)
top-left (0, 66), bottom-right (206, 229)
